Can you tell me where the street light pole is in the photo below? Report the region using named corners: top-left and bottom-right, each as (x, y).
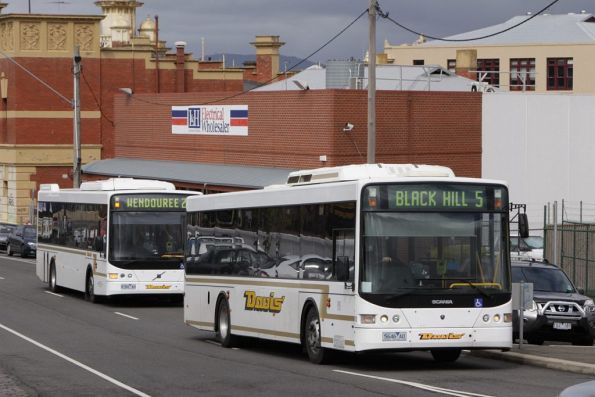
top-left (367, 0), bottom-right (377, 164)
top-left (73, 45), bottom-right (82, 188)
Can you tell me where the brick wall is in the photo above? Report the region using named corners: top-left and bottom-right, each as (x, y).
top-left (113, 90), bottom-right (482, 177)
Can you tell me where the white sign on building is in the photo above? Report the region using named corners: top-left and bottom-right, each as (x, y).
top-left (171, 105), bottom-right (248, 136)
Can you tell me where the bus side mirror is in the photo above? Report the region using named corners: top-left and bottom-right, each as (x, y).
top-left (519, 213), bottom-right (529, 238)
top-left (336, 256), bottom-right (350, 282)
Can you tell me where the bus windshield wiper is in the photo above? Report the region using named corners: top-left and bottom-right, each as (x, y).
top-left (449, 279), bottom-right (493, 299)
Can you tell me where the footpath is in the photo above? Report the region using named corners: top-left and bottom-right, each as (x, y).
top-left (0, 369), bottom-right (31, 396)
top-left (469, 343), bottom-right (595, 376)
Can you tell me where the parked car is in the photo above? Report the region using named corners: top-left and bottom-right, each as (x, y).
top-left (0, 223), bottom-right (16, 251)
top-left (512, 260), bottom-right (595, 345)
top-left (7, 225), bottom-right (37, 258)
top-left (510, 235), bottom-right (544, 261)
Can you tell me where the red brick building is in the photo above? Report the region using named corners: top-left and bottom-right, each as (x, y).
top-left (82, 89), bottom-right (482, 192)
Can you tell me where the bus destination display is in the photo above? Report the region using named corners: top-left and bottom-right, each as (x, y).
top-left (112, 194), bottom-right (187, 211)
top-left (365, 184), bottom-right (506, 211)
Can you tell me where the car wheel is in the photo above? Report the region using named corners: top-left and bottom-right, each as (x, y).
top-left (6, 243), bottom-right (12, 256)
top-left (49, 263), bottom-right (60, 293)
top-left (571, 336), bottom-right (594, 346)
top-left (85, 272), bottom-right (99, 303)
top-left (526, 336), bottom-right (544, 345)
top-left (216, 297), bottom-right (234, 347)
top-left (20, 245), bottom-right (27, 258)
top-left (304, 307), bottom-right (329, 364)
top-left (431, 348), bottom-right (462, 363)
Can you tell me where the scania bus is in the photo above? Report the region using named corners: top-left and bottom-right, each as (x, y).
top-left (37, 178), bottom-right (200, 302)
top-left (184, 164), bottom-right (512, 363)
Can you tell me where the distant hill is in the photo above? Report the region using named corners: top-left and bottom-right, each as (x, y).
top-left (206, 53), bottom-right (316, 71)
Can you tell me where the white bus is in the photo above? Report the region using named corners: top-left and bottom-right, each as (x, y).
top-left (37, 178), bottom-right (200, 302)
top-left (184, 164), bottom-right (512, 363)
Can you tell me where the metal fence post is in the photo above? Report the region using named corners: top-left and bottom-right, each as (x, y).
top-left (519, 280), bottom-right (524, 350)
top-left (553, 201), bottom-right (558, 265)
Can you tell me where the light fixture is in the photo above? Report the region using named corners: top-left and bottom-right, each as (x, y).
top-left (118, 87), bottom-right (133, 96)
top-left (293, 80), bottom-right (309, 90)
top-left (342, 122), bottom-right (354, 132)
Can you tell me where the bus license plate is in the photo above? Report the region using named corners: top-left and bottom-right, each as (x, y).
top-left (382, 332), bottom-right (407, 342)
top-left (553, 322), bottom-right (571, 330)
top-left (121, 283), bottom-right (136, 290)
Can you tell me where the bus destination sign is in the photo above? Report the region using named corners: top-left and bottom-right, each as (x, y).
top-left (365, 184), bottom-right (507, 211)
top-left (111, 194), bottom-right (188, 211)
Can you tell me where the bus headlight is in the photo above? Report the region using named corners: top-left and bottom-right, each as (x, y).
top-left (360, 314), bottom-right (376, 324)
top-left (503, 313), bottom-right (512, 323)
top-left (482, 314), bottom-right (490, 322)
top-left (392, 314), bottom-right (400, 323)
top-left (380, 315), bottom-right (389, 323)
top-left (493, 314), bottom-right (501, 322)
top-left (109, 273), bottom-right (119, 279)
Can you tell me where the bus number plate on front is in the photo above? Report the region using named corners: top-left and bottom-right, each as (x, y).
top-left (382, 332), bottom-right (407, 342)
top-left (121, 284), bottom-right (136, 290)
top-left (553, 322), bottom-right (571, 330)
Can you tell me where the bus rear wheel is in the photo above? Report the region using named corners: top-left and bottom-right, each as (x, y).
top-left (431, 348), bottom-right (461, 363)
top-left (304, 307), bottom-right (329, 364)
top-left (49, 263), bottom-right (59, 293)
top-left (216, 297), bottom-right (233, 347)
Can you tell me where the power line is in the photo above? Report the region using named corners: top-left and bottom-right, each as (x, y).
top-left (0, 48), bottom-right (72, 105)
top-left (378, 0), bottom-right (563, 42)
top-left (128, 8), bottom-right (369, 107)
top-left (81, 69), bottom-right (115, 126)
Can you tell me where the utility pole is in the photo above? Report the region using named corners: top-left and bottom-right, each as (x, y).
top-left (367, 0), bottom-right (377, 164)
top-left (72, 45), bottom-right (82, 188)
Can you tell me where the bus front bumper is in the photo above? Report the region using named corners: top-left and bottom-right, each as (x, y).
top-left (351, 326), bottom-right (512, 352)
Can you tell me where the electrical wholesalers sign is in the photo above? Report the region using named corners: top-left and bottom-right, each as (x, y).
top-left (171, 105), bottom-right (248, 136)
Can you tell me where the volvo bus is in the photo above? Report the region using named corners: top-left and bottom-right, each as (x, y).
top-left (37, 178), bottom-right (200, 302)
top-left (184, 164), bottom-right (512, 363)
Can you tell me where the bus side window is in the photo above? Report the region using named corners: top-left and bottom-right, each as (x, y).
top-left (333, 228), bottom-right (355, 282)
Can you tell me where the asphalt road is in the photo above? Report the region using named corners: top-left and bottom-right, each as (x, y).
top-left (0, 254), bottom-right (593, 397)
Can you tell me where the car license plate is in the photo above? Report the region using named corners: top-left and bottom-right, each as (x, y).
top-left (553, 322), bottom-right (571, 330)
top-left (121, 283), bottom-right (136, 290)
top-left (382, 332), bottom-right (407, 342)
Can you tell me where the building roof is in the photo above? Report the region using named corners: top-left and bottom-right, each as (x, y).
top-left (255, 64), bottom-right (479, 92)
top-left (419, 13), bottom-right (595, 47)
top-left (82, 158), bottom-right (295, 189)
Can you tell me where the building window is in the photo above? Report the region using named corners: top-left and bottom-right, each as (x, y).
top-left (413, 59), bottom-right (424, 66)
top-left (447, 59), bottom-right (456, 73)
top-left (547, 58), bottom-right (573, 90)
top-left (510, 58), bottom-right (535, 91)
top-left (476, 59), bottom-right (500, 87)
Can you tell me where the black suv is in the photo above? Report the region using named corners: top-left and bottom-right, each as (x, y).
top-left (512, 260), bottom-right (595, 345)
top-left (7, 225), bottom-right (37, 258)
top-left (0, 223), bottom-right (15, 251)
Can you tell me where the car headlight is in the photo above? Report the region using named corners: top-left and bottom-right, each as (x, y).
top-left (27, 242), bottom-right (35, 247)
top-left (584, 299), bottom-right (594, 308)
top-left (529, 300), bottom-right (538, 312)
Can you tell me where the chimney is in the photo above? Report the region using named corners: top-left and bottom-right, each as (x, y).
top-left (175, 41), bottom-right (186, 93)
top-left (0, 3), bottom-right (7, 13)
top-left (454, 49), bottom-right (477, 81)
top-left (250, 35), bottom-right (285, 83)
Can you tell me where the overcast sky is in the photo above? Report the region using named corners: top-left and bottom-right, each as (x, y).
top-left (5, 0), bottom-right (594, 64)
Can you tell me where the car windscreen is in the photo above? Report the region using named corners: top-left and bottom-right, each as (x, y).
top-left (513, 266), bottom-right (575, 293)
top-left (24, 228), bottom-right (36, 238)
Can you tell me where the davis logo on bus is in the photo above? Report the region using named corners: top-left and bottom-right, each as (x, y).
top-left (243, 291), bottom-right (285, 314)
top-left (171, 105), bottom-right (248, 136)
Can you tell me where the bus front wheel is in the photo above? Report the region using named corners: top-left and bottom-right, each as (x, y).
top-left (304, 307), bottom-right (328, 364)
top-left (85, 272), bottom-right (99, 303)
top-left (216, 297), bottom-right (233, 347)
top-left (431, 348), bottom-right (461, 363)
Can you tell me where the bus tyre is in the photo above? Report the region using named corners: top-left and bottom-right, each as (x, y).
top-left (49, 264), bottom-right (59, 293)
top-left (85, 272), bottom-right (99, 303)
top-left (304, 307), bottom-right (328, 364)
top-left (6, 244), bottom-right (12, 256)
top-left (216, 298), bottom-right (233, 347)
top-left (431, 348), bottom-right (461, 363)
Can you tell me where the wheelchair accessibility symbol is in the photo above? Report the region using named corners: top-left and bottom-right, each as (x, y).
top-left (474, 298), bottom-right (484, 308)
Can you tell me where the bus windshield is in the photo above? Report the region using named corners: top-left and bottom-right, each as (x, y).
top-left (360, 183), bottom-right (510, 306)
top-left (110, 211), bottom-right (185, 269)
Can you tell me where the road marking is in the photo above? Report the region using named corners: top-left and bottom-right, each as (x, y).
top-left (333, 370), bottom-right (495, 397)
top-left (0, 322), bottom-right (150, 397)
top-left (114, 312), bottom-right (139, 321)
top-left (0, 276), bottom-right (4, 280)
top-left (2, 257), bottom-right (35, 264)
top-left (44, 291), bottom-right (63, 298)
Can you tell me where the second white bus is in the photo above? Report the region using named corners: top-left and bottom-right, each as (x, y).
top-left (37, 178), bottom-right (200, 302)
